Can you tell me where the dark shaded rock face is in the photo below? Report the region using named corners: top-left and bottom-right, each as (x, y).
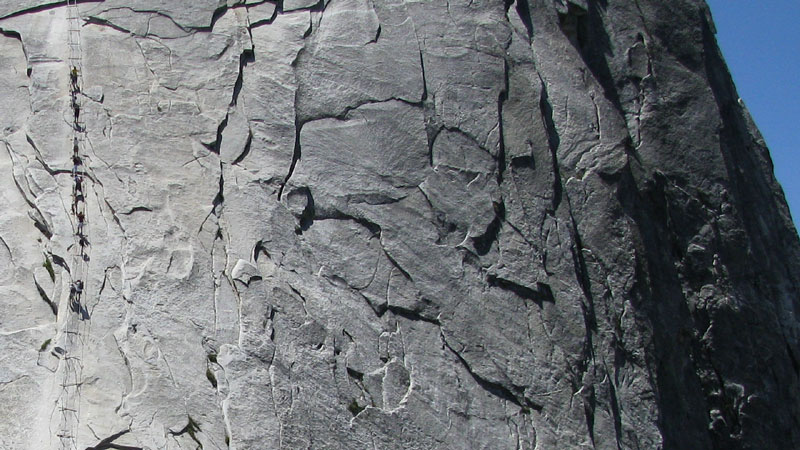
top-left (0, 0), bottom-right (797, 449)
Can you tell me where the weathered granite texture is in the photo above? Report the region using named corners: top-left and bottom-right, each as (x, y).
top-left (0, 0), bottom-right (798, 449)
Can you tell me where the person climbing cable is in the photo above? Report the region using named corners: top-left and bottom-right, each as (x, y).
top-left (73, 172), bottom-right (83, 196)
top-left (70, 66), bottom-right (79, 91)
top-left (69, 279), bottom-right (83, 298)
top-left (72, 156), bottom-right (82, 178)
top-left (76, 211), bottom-right (85, 236)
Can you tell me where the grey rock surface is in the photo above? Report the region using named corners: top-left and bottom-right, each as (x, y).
top-left (0, 0), bottom-right (798, 449)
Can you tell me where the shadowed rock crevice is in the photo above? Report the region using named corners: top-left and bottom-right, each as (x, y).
top-left (85, 429), bottom-right (141, 450)
top-left (441, 332), bottom-right (543, 413)
top-left (538, 79), bottom-right (563, 213)
top-left (557, 0), bottom-right (623, 112)
top-left (487, 274), bottom-right (555, 306)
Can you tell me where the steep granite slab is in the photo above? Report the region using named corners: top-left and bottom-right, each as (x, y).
top-left (0, 1), bottom-right (797, 449)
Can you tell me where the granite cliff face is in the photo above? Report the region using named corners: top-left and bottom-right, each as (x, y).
top-left (0, 1), bottom-right (798, 449)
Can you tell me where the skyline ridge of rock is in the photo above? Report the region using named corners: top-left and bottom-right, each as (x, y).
top-left (0, 0), bottom-right (798, 449)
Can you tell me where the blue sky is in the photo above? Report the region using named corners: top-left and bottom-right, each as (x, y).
top-left (706, 0), bottom-right (799, 228)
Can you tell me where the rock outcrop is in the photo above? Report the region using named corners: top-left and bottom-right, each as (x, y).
top-left (0, 1), bottom-right (798, 449)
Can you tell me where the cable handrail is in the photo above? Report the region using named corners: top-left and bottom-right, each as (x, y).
top-left (55, 1), bottom-right (88, 448)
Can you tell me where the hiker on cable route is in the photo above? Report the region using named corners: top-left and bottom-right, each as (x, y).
top-left (69, 280), bottom-right (83, 313)
top-left (70, 66), bottom-right (79, 91)
top-left (76, 211), bottom-right (85, 237)
top-left (71, 279), bottom-right (83, 296)
top-left (73, 172), bottom-right (83, 196)
top-left (72, 155), bottom-right (81, 177)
